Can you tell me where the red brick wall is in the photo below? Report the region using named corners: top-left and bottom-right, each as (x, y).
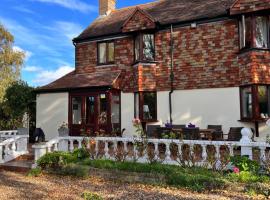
top-left (122, 10), bottom-right (156, 33)
top-left (230, 0), bottom-right (270, 15)
top-left (75, 19), bottom-right (270, 92)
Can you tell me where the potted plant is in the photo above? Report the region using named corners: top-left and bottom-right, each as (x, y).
top-left (58, 122), bottom-right (69, 137)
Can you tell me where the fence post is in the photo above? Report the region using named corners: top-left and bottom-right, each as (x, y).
top-left (240, 128), bottom-right (253, 159)
top-left (58, 138), bottom-right (68, 152)
top-left (32, 143), bottom-right (47, 164)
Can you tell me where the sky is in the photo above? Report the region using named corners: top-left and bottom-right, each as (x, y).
top-left (0, 0), bottom-right (153, 87)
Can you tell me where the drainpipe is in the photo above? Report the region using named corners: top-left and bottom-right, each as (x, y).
top-left (169, 24), bottom-right (174, 124)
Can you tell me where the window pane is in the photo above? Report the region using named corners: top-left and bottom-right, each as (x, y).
top-left (143, 34), bottom-right (154, 61)
top-left (99, 94), bottom-right (107, 125)
top-left (134, 93), bottom-right (139, 118)
top-left (98, 43), bottom-right (106, 64)
top-left (239, 19), bottom-right (245, 49)
top-left (135, 35), bottom-right (140, 61)
top-left (245, 17), bottom-right (252, 48)
top-left (108, 42), bottom-right (114, 62)
top-left (258, 86), bottom-right (269, 118)
top-left (143, 92), bottom-right (156, 120)
top-left (86, 96), bottom-right (95, 124)
top-left (255, 16), bottom-right (269, 48)
top-left (72, 97), bottom-right (82, 124)
top-left (241, 87), bottom-right (253, 118)
top-left (111, 94), bottom-right (120, 132)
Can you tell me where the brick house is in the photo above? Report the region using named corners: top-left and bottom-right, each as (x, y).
top-left (36, 0), bottom-right (270, 141)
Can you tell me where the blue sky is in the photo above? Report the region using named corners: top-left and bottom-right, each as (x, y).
top-left (0, 0), bottom-right (153, 87)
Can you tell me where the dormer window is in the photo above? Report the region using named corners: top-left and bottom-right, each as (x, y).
top-left (134, 33), bottom-right (155, 62)
top-left (239, 15), bottom-right (270, 50)
top-left (97, 41), bottom-right (115, 65)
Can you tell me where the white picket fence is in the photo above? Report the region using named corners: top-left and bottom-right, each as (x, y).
top-left (32, 128), bottom-right (270, 167)
top-left (0, 130), bottom-right (29, 163)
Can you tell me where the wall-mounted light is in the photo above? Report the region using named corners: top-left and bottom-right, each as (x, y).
top-left (191, 22), bottom-right (197, 28)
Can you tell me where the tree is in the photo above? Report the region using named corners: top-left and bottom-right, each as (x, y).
top-left (1, 81), bottom-right (35, 129)
top-left (0, 23), bottom-right (25, 102)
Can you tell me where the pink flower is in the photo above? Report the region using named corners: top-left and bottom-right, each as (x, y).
top-left (233, 167), bottom-right (240, 174)
top-left (132, 118), bottom-right (141, 125)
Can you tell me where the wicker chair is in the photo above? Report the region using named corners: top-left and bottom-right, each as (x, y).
top-left (207, 125), bottom-right (223, 141)
top-left (226, 127), bottom-right (244, 141)
top-left (182, 127), bottom-right (200, 140)
top-left (146, 125), bottom-right (161, 138)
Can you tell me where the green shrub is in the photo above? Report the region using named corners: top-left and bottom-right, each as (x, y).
top-left (27, 167), bottom-right (42, 177)
top-left (230, 156), bottom-right (260, 173)
top-left (245, 182), bottom-right (270, 197)
top-left (53, 163), bottom-right (89, 178)
top-left (81, 192), bottom-right (103, 200)
top-left (37, 151), bottom-right (76, 169)
top-left (72, 148), bottom-right (90, 160)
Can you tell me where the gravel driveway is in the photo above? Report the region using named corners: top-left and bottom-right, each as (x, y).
top-left (0, 170), bottom-right (255, 200)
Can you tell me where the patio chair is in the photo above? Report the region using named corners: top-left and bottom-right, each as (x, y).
top-left (146, 125), bottom-right (161, 138)
top-left (182, 127), bottom-right (200, 140)
top-left (225, 127), bottom-right (243, 141)
top-left (207, 125), bottom-right (223, 141)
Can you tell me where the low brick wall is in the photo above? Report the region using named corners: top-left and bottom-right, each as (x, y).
top-left (89, 167), bottom-right (166, 184)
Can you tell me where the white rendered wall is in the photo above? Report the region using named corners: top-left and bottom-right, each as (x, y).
top-left (36, 93), bottom-right (69, 140)
top-left (121, 88), bottom-right (270, 141)
top-left (121, 92), bottom-right (136, 137)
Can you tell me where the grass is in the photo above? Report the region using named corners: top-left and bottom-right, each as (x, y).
top-left (81, 159), bottom-right (227, 191)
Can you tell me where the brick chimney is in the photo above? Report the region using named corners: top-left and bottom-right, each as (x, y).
top-left (99, 0), bottom-right (116, 16)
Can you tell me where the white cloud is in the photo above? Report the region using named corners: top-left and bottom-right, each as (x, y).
top-left (54, 21), bottom-right (83, 40)
top-left (23, 66), bottom-right (42, 72)
top-left (33, 65), bottom-right (74, 85)
top-left (13, 6), bottom-right (36, 14)
top-left (31, 0), bottom-right (97, 13)
top-left (13, 46), bottom-right (33, 61)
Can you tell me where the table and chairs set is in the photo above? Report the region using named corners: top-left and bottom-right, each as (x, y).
top-left (146, 124), bottom-right (246, 141)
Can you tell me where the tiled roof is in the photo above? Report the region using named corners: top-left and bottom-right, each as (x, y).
top-left (74, 0), bottom-right (235, 41)
top-left (37, 70), bottom-right (122, 92)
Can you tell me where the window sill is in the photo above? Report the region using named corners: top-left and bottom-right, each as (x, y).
top-left (238, 47), bottom-right (270, 55)
top-left (133, 61), bottom-right (159, 66)
top-left (97, 63), bottom-right (116, 67)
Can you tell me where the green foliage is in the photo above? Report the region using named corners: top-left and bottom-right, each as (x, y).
top-left (72, 147), bottom-right (90, 160)
top-left (230, 156), bottom-right (260, 173)
top-left (82, 159), bottom-right (226, 192)
top-left (27, 167), bottom-right (42, 177)
top-left (245, 183), bottom-right (270, 197)
top-left (227, 171), bottom-right (269, 183)
top-left (53, 163), bottom-right (89, 178)
top-left (81, 192), bottom-right (103, 200)
top-left (161, 131), bottom-right (177, 139)
top-left (0, 24), bottom-right (25, 102)
top-left (37, 151), bottom-right (76, 169)
top-left (0, 81), bottom-right (35, 129)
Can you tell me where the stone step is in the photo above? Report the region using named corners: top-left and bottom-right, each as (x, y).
top-left (15, 154), bottom-right (34, 161)
top-left (0, 160), bottom-right (33, 173)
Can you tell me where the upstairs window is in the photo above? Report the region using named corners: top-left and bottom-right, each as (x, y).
top-left (134, 92), bottom-right (157, 122)
top-left (134, 33), bottom-right (155, 62)
top-left (98, 41), bottom-right (115, 65)
top-left (239, 15), bottom-right (270, 50)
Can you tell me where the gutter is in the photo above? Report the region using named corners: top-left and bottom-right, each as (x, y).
top-left (169, 24), bottom-right (174, 124)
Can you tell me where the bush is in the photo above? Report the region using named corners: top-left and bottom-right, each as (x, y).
top-left (230, 156), bottom-right (260, 173)
top-left (37, 151), bottom-right (76, 169)
top-left (245, 182), bottom-right (270, 197)
top-left (27, 168), bottom-right (42, 177)
top-left (72, 148), bottom-right (90, 160)
top-left (53, 164), bottom-right (89, 178)
top-left (81, 192), bottom-right (103, 200)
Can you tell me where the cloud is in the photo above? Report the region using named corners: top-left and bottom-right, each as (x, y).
top-left (33, 65), bottom-right (74, 85)
top-left (54, 21), bottom-right (83, 40)
top-left (31, 0), bottom-right (97, 13)
top-left (13, 46), bottom-right (33, 61)
top-left (13, 6), bottom-right (36, 14)
top-left (23, 66), bottom-right (42, 72)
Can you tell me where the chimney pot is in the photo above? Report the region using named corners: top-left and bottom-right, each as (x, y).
top-left (99, 0), bottom-right (116, 16)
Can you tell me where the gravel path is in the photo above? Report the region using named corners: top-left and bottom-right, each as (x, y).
top-left (0, 170), bottom-right (258, 200)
